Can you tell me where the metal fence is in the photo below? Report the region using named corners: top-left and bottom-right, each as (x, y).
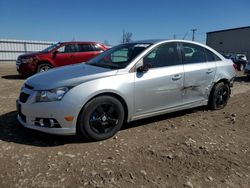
top-left (0, 39), bottom-right (55, 62)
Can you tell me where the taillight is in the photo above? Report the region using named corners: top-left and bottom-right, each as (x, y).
top-left (233, 63), bottom-right (237, 70)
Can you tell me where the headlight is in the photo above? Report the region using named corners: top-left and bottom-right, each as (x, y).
top-left (22, 57), bottom-right (35, 64)
top-left (36, 87), bottom-right (70, 102)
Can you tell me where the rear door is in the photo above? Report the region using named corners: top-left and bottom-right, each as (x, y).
top-left (134, 42), bottom-right (184, 116)
top-left (74, 44), bottom-right (102, 63)
top-left (181, 42), bottom-right (216, 104)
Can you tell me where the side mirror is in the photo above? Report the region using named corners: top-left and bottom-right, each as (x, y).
top-left (137, 63), bottom-right (151, 73)
top-left (52, 50), bottom-right (58, 58)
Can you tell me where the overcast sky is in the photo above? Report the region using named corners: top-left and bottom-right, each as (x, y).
top-left (0, 0), bottom-right (250, 45)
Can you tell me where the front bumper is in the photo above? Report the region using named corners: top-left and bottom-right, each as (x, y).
top-left (16, 86), bottom-right (79, 135)
top-left (16, 60), bottom-right (37, 76)
top-left (17, 113), bottom-right (75, 135)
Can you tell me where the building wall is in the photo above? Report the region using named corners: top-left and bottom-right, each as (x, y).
top-left (206, 27), bottom-right (250, 59)
top-left (0, 39), bottom-right (55, 62)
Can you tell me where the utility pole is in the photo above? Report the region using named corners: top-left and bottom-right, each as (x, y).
top-left (191, 29), bottom-right (197, 41)
top-left (173, 34), bottom-right (176, 39)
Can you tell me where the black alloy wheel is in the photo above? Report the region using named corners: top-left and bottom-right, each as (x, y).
top-left (78, 96), bottom-right (125, 140)
top-left (209, 82), bottom-right (230, 110)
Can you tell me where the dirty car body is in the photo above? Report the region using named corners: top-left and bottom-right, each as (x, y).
top-left (17, 40), bottom-right (236, 140)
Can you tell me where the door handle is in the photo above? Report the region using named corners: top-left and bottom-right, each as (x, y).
top-left (206, 69), bottom-right (213, 74)
top-left (172, 74), bottom-right (182, 80)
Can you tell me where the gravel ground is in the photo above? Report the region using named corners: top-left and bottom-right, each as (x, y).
top-left (0, 64), bottom-right (250, 188)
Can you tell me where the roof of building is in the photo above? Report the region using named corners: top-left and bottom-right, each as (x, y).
top-left (207, 26), bottom-right (250, 34)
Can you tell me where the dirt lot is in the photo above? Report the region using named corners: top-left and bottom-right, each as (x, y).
top-left (0, 64), bottom-right (250, 188)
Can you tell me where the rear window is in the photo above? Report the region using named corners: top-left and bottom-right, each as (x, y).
top-left (182, 43), bottom-right (206, 64)
top-left (182, 42), bottom-right (221, 64)
top-left (205, 49), bottom-right (221, 62)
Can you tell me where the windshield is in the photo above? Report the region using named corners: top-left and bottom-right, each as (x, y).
top-left (42, 43), bottom-right (60, 52)
top-left (86, 43), bottom-right (152, 69)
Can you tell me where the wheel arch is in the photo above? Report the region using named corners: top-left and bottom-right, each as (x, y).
top-left (208, 78), bottom-right (231, 105)
top-left (214, 78), bottom-right (230, 86)
top-left (76, 92), bottom-right (129, 129)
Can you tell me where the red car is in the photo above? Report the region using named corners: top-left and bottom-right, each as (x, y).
top-left (16, 42), bottom-right (108, 76)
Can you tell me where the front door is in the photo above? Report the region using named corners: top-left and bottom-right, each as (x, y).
top-left (134, 42), bottom-right (184, 116)
top-left (53, 44), bottom-right (78, 66)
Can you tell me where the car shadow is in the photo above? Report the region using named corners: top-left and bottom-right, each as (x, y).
top-left (0, 107), bottom-right (207, 147)
top-left (0, 111), bottom-right (81, 147)
top-left (1, 75), bottom-right (26, 80)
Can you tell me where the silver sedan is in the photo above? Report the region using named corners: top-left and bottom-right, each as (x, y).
top-left (17, 40), bottom-right (236, 140)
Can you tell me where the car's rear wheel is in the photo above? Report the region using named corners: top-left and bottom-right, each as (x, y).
top-left (238, 63), bottom-right (244, 71)
top-left (37, 63), bottom-right (53, 73)
top-left (209, 82), bottom-right (230, 110)
top-left (77, 96), bottom-right (125, 140)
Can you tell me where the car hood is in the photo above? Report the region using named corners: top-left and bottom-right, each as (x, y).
top-left (19, 51), bottom-right (48, 58)
top-left (25, 64), bottom-right (118, 90)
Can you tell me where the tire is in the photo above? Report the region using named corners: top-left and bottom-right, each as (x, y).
top-left (37, 63), bottom-right (52, 73)
top-left (209, 82), bottom-right (230, 110)
top-left (77, 96), bottom-right (125, 140)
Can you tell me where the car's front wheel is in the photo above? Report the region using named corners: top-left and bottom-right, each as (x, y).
top-left (209, 82), bottom-right (230, 110)
top-left (77, 96), bottom-right (125, 140)
top-left (37, 63), bottom-right (53, 73)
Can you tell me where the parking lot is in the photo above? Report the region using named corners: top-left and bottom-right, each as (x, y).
top-left (0, 63), bottom-right (250, 187)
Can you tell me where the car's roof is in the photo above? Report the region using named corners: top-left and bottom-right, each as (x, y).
top-left (59, 41), bottom-right (100, 44)
top-left (131, 39), bottom-right (203, 45)
top-left (132, 39), bottom-right (167, 44)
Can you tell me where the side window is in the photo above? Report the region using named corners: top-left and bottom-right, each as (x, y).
top-left (57, 46), bottom-right (65, 53)
top-left (205, 48), bottom-right (222, 62)
top-left (182, 43), bottom-right (206, 64)
top-left (57, 44), bottom-right (77, 53)
top-left (92, 44), bottom-right (104, 51)
top-left (111, 48), bottom-right (128, 63)
top-left (143, 42), bottom-right (180, 68)
top-left (78, 44), bottom-right (94, 52)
